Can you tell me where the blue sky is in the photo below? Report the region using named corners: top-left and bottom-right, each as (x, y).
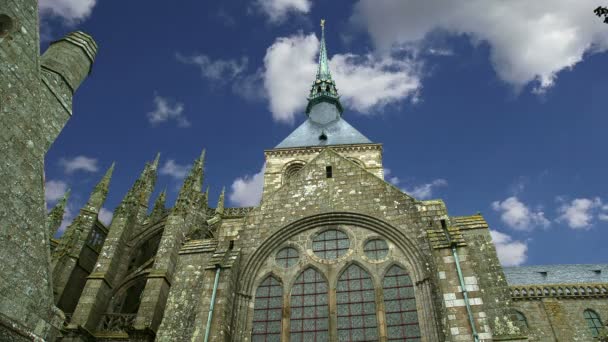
top-left (41, 0), bottom-right (608, 267)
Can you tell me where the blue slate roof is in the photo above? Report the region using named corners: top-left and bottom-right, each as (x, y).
top-left (275, 102), bottom-right (372, 148)
top-left (504, 264), bottom-right (608, 285)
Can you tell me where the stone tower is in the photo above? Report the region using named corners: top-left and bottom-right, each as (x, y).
top-left (0, 1), bottom-right (98, 340)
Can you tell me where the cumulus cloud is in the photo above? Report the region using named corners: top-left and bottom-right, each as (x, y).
top-left (160, 160), bottom-right (191, 180)
top-left (557, 197), bottom-right (602, 229)
top-left (229, 165), bottom-right (265, 207)
top-left (176, 53), bottom-right (248, 81)
top-left (490, 230), bottom-right (528, 266)
top-left (403, 179), bottom-right (447, 199)
top-left (255, 0), bottom-right (311, 22)
top-left (59, 156), bottom-right (98, 174)
top-left (147, 95), bottom-right (190, 128)
top-left (383, 168), bottom-right (401, 186)
top-left (98, 207), bottom-right (113, 226)
top-left (39, 0), bottom-right (97, 23)
top-left (263, 33), bottom-right (421, 123)
top-left (45, 180), bottom-right (69, 203)
top-left (352, 0), bottom-right (608, 92)
top-left (599, 205), bottom-right (608, 222)
top-left (492, 197), bottom-right (550, 231)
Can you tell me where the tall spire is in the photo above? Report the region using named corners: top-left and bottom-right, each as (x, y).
top-left (47, 189), bottom-right (70, 236)
top-left (307, 19), bottom-right (343, 115)
top-left (215, 187), bottom-right (225, 215)
top-left (317, 19), bottom-right (331, 81)
top-left (85, 163), bottom-right (115, 213)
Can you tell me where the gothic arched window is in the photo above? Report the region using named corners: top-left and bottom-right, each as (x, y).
top-left (584, 309), bottom-right (603, 337)
top-left (290, 268), bottom-right (329, 341)
top-left (336, 264), bottom-right (379, 341)
top-left (251, 276), bottom-right (283, 341)
top-left (514, 310), bottom-right (528, 330)
top-left (383, 265), bottom-right (421, 340)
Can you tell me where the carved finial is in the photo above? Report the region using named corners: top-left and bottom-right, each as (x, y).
top-left (48, 189), bottom-right (70, 236)
top-left (215, 187), bottom-right (225, 215)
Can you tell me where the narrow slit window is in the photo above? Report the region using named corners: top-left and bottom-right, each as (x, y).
top-left (326, 166), bottom-right (333, 178)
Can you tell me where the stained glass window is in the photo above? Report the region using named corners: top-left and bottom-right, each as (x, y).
top-left (383, 265), bottom-right (421, 341)
top-left (312, 229), bottom-right (350, 259)
top-left (336, 264), bottom-right (379, 341)
top-left (363, 239), bottom-right (389, 260)
top-left (514, 310), bottom-right (528, 330)
top-left (290, 268), bottom-right (329, 341)
top-left (276, 247), bottom-right (299, 268)
top-left (584, 309), bottom-right (603, 337)
top-left (252, 276), bottom-right (283, 342)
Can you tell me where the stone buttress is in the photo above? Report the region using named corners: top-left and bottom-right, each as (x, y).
top-left (63, 156), bottom-right (159, 339)
top-left (51, 164), bottom-right (114, 314)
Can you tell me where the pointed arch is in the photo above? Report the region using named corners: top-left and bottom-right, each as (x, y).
top-left (289, 267), bottom-right (329, 340)
top-left (383, 264), bottom-right (421, 340)
top-left (584, 309), bottom-right (603, 337)
top-left (336, 263), bottom-right (379, 341)
top-left (251, 275), bottom-right (283, 341)
top-left (236, 212), bottom-right (440, 341)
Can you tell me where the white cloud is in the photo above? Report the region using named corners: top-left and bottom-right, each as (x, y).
top-left (599, 205), bottom-right (608, 222)
top-left (404, 179), bottom-right (447, 199)
top-left (160, 160), bottom-right (191, 180)
top-left (352, 0), bottom-right (608, 92)
top-left (255, 0), bottom-right (311, 22)
top-left (263, 33), bottom-right (421, 123)
top-left (492, 197), bottom-right (550, 231)
top-left (59, 156), bottom-right (98, 174)
top-left (383, 168), bottom-right (401, 185)
top-left (176, 53), bottom-right (248, 81)
top-left (39, 0), bottom-right (96, 23)
top-left (45, 180), bottom-right (68, 203)
top-left (98, 207), bottom-right (113, 226)
top-left (490, 230), bottom-right (528, 266)
top-left (147, 95), bottom-right (190, 128)
top-left (229, 165), bottom-right (265, 207)
top-left (557, 197), bottom-right (602, 229)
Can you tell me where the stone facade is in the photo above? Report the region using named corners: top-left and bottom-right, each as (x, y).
top-left (1, 3), bottom-right (607, 341)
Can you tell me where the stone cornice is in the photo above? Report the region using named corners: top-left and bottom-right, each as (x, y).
top-left (510, 283), bottom-right (608, 300)
top-left (264, 143), bottom-right (382, 157)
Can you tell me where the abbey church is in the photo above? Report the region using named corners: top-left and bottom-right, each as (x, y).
top-left (1, 2), bottom-right (607, 341)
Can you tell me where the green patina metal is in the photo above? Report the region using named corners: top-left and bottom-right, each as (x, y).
top-left (306, 20), bottom-right (344, 115)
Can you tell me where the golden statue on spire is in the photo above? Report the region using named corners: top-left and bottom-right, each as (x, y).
top-left (321, 19), bottom-right (325, 28)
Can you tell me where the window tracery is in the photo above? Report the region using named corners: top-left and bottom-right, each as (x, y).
top-left (336, 264), bottom-right (379, 341)
top-left (290, 268), bottom-right (329, 341)
top-left (250, 226), bottom-right (423, 341)
top-left (252, 276), bottom-right (283, 341)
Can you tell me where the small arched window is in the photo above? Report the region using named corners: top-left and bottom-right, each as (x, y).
top-left (284, 162), bottom-right (304, 182)
top-left (584, 309), bottom-right (603, 337)
top-left (514, 310), bottom-right (528, 330)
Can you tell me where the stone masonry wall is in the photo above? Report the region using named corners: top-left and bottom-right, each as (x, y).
top-left (0, 1), bottom-right (96, 340)
top-left (512, 298), bottom-right (608, 341)
top-left (231, 147), bottom-right (445, 341)
top-left (262, 144), bottom-right (384, 199)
